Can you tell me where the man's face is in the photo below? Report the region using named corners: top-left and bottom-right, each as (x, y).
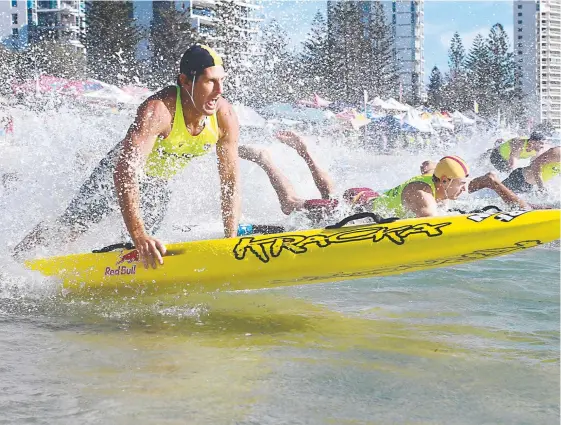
top-left (183, 65), bottom-right (225, 115)
top-left (441, 177), bottom-right (469, 200)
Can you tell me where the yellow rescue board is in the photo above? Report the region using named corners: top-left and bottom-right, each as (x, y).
top-left (26, 210), bottom-right (560, 296)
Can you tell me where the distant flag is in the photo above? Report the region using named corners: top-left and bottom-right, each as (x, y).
top-left (473, 100), bottom-right (479, 114)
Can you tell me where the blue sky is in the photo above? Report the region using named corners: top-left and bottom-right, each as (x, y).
top-left (263, 1), bottom-right (514, 82)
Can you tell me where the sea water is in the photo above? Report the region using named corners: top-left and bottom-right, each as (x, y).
top-left (0, 102), bottom-right (559, 424)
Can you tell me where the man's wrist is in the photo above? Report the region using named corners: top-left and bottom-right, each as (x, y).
top-left (130, 225), bottom-right (146, 242)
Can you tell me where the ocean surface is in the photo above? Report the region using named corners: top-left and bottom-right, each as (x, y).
top-left (0, 103), bottom-right (559, 424)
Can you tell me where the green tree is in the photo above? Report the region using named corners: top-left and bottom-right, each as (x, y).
top-left (215, 0), bottom-right (245, 101)
top-left (465, 34), bottom-right (491, 114)
top-left (365, 1), bottom-right (399, 100)
top-left (301, 10), bottom-right (330, 97)
top-left (443, 32), bottom-right (469, 111)
top-left (486, 23), bottom-right (516, 118)
top-left (327, 1), bottom-right (370, 104)
top-left (0, 45), bottom-right (19, 94)
top-left (30, 41), bottom-right (86, 79)
top-left (427, 66), bottom-right (443, 109)
top-left (148, 5), bottom-right (199, 87)
top-left (448, 32), bottom-right (465, 78)
top-left (251, 19), bottom-right (298, 106)
top-left (84, 1), bottom-right (142, 85)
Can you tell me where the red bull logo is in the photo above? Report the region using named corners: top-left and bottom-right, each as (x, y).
top-left (105, 250), bottom-right (139, 277)
top-left (116, 250), bottom-right (140, 265)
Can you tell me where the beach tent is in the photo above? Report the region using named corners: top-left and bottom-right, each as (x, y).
top-left (451, 111), bottom-right (476, 125)
top-left (369, 96), bottom-right (395, 110)
top-left (385, 98), bottom-right (412, 111)
top-left (335, 108), bottom-right (371, 130)
top-left (403, 109), bottom-right (434, 133)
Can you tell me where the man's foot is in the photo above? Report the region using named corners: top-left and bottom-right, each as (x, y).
top-left (238, 145), bottom-right (273, 168)
top-left (12, 222), bottom-right (48, 261)
top-left (276, 131), bottom-right (308, 156)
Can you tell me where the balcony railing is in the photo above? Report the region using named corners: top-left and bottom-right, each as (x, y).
top-left (192, 0), bottom-right (217, 9)
top-left (240, 15), bottom-right (263, 22)
top-left (235, 1), bottom-right (261, 10)
top-left (192, 8), bottom-right (216, 18)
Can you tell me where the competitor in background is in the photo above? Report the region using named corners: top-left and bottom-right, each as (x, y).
top-left (501, 147), bottom-right (560, 194)
top-left (242, 131), bottom-right (530, 221)
top-left (489, 132), bottom-right (550, 173)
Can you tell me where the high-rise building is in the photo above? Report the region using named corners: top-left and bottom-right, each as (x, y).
top-left (514, 0), bottom-right (560, 129)
top-left (0, 0), bottom-right (36, 48)
top-left (133, 0), bottom-right (263, 61)
top-left (34, 0), bottom-right (85, 50)
top-left (390, 0), bottom-right (425, 102)
top-left (0, 0), bottom-right (85, 51)
top-left (327, 0), bottom-right (425, 102)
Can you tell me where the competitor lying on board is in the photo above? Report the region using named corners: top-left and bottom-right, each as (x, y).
top-left (501, 147), bottom-right (560, 194)
top-left (241, 131), bottom-right (530, 221)
top-left (488, 132), bottom-right (550, 173)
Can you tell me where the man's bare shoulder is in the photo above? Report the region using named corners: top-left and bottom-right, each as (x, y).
top-left (216, 97), bottom-right (235, 117)
top-left (147, 85), bottom-right (176, 103)
top-left (215, 97), bottom-right (239, 137)
top-left (136, 86), bottom-right (176, 122)
top-left (403, 180), bottom-right (434, 197)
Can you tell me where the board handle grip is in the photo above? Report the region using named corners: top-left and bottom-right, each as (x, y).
top-left (92, 242), bottom-right (135, 253)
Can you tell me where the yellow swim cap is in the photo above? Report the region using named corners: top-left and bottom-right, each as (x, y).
top-left (434, 156), bottom-right (470, 179)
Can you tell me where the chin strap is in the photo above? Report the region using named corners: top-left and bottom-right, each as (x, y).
top-left (184, 74), bottom-right (201, 115)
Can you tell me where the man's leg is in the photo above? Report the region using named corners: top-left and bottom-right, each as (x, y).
top-left (139, 176), bottom-right (172, 237)
top-left (239, 145), bottom-right (305, 215)
top-left (12, 156), bottom-right (117, 259)
top-left (275, 131), bottom-right (335, 199)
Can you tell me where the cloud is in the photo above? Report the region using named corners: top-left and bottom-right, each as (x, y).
top-left (439, 25), bottom-right (514, 50)
top-left (424, 22), bottom-right (455, 36)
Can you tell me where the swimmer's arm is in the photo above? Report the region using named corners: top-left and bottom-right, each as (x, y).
top-left (469, 173), bottom-right (529, 209)
top-left (509, 139), bottom-right (523, 170)
top-left (468, 175), bottom-right (492, 193)
top-left (216, 99), bottom-right (241, 238)
top-left (531, 157), bottom-right (546, 191)
top-left (531, 144), bottom-right (553, 163)
top-left (402, 183), bottom-right (438, 218)
top-left (114, 99), bottom-right (168, 242)
top-left (530, 147), bottom-right (560, 191)
top-left (489, 180), bottom-right (530, 209)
